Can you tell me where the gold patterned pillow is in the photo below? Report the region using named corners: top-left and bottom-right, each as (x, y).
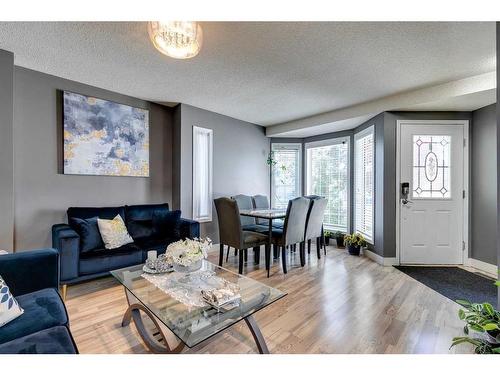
top-left (97, 214), bottom-right (134, 249)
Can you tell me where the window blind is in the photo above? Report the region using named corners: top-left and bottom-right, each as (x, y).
top-left (306, 139), bottom-right (349, 232)
top-left (354, 127), bottom-right (374, 242)
top-left (193, 126), bottom-right (213, 222)
top-left (271, 144), bottom-right (302, 209)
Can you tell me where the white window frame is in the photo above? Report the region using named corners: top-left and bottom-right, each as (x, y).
top-left (354, 125), bottom-right (375, 243)
top-left (270, 143), bottom-right (302, 209)
top-left (192, 126), bottom-right (213, 222)
top-left (305, 136), bottom-right (351, 233)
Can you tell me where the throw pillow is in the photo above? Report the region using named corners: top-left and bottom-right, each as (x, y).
top-left (69, 216), bottom-right (104, 253)
top-left (97, 214), bottom-right (134, 249)
top-left (0, 276), bottom-right (24, 327)
top-left (153, 209), bottom-right (181, 239)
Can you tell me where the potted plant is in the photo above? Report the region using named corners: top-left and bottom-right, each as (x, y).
top-left (323, 230), bottom-right (332, 245)
top-left (450, 298), bottom-right (500, 354)
top-left (343, 233), bottom-right (366, 256)
top-left (333, 231), bottom-right (345, 248)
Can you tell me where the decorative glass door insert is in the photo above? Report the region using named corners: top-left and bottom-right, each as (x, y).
top-left (412, 135), bottom-right (451, 198)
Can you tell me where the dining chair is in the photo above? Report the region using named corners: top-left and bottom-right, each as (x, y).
top-left (304, 197), bottom-right (328, 259)
top-left (304, 195), bottom-right (328, 255)
top-left (270, 197), bottom-right (310, 275)
top-left (214, 197), bottom-right (269, 274)
top-left (225, 195), bottom-right (265, 262)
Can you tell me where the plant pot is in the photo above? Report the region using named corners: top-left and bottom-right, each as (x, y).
top-left (347, 244), bottom-right (361, 256)
top-left (336, 237), bottom-right (345, 248)
top-left (325, 237), bottom-right (330, 245)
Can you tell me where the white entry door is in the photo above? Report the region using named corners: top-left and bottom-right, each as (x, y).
top-left (399, 122), bottom-right (466, 265)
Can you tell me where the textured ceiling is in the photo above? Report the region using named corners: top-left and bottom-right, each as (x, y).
top-left (0, 22), bottom-right (495, 128)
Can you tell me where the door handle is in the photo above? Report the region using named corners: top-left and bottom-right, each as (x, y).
top-left (401, 198), bottom-right (413, 205)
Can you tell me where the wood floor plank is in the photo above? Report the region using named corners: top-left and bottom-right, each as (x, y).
top-left (65, 245), bottom-right (473, 354)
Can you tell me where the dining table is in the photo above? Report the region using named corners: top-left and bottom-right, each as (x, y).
top-left (239, 208), bottom-right (286, 277)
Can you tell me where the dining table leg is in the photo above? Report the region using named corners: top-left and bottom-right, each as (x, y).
top-left (266, 218), bottom-right (273, 277)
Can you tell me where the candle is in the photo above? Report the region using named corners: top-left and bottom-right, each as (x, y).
top-left (147, 250), bottom-right (157, 262)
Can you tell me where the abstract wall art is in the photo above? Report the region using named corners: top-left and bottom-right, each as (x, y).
top-left (63, 91), bottom-right (150, 177)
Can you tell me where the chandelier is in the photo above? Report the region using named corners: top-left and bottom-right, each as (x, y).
top-left (148, 21), bottom-right (203, 59)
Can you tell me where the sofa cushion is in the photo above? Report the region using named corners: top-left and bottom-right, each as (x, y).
top-left (153, 209), bottom-right (181, 239)
top-left (0, 326), bottom-right (77, 354)
top-left (79, 243), bottom-right (143, 275)
top-left (0, 288), bottom-right (67, 345)
top-left (125, 203), bottom-right (169, 240)
top-left (67, 206), bottom-right (126, 222)
top-left (97, 215), bottom-right (134, 249)
top-left (0, 275), bottom-right (24, 328)
top-left (69, 216), bottom-right (104, 253)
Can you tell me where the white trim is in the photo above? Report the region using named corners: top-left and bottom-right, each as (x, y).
top-left (304, 136), bottom-right (351, 233)
top-left (354, 125), bottom-right (375, 242)
top-left (395, 120), bottom-right (469, 266)
top-left (363, 248), bottom-right (398, 266)
top-left (192, 126), bottom-right (213, 223)
top-left (466, 258), bottom-right (498, 278)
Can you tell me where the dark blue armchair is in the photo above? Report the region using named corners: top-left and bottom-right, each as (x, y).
top-left (0, 249), bottom-right (78, 354)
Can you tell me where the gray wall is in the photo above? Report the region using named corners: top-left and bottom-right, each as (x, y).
top-left (174, 104), bottom-right (270, 242)
top-left (471, 104), bottom-right (497, 265)
top-left (0, 50), bottom-right (14, 251)
top-left (13, 67), bottom-right (173, 250)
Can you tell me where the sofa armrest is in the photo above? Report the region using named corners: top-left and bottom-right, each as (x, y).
top-left (0, 249), bottom-right (59, 296)
top-left (179, 218), bottom-right (200, 239)
top-left (52, 224), bottom-right (80, 282)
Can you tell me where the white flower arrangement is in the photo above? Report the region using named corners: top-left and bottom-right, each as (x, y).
top-left (166, 237), bottom-right (212, 267)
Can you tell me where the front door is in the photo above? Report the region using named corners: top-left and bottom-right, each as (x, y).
top-left (399, 122), bottom-right (466, 265)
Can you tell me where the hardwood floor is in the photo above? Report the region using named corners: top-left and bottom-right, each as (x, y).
top-left (65, 245), bottom-right (472, 354)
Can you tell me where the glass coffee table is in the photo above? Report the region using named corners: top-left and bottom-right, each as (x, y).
top-left (111, 260), bottom-right (286, 354)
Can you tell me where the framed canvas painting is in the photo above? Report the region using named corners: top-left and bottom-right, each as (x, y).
top-left (63, 91), bottom-right (150, 177)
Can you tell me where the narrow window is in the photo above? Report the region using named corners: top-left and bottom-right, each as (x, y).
top-left (193, 126), bottom-right (213, 222)
top-left (354, 126), bottom-right (374, 242)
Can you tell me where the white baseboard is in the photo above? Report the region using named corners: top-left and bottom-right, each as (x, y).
top-left (466, 257), bottom-right (498, 278)
top-left (363, 249), bottom-right (398, 266)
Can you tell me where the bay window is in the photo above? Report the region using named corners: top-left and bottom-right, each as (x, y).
top-left (305, 137), bottom-right (350, 232)
top-left (271, 143), bottom-right (302, 209)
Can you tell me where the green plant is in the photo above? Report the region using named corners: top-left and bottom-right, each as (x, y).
top-left (343, 233), bottom-right (366, 247)
top-left (450, 299), bottom-right (500, 354)
top-left (324, 230), bottom-right (332, 238)
top-left (332, 231), bottom-right (344, 239)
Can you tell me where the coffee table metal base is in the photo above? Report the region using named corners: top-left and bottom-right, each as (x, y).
top-left (121, 288), bottom-right (270, 354)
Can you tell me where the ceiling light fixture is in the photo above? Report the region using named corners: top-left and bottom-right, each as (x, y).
top-left (147, 21), bottom-right (203, 59)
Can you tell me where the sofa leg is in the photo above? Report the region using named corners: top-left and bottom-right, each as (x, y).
top-left (60, 284), bottom-right (68, 301)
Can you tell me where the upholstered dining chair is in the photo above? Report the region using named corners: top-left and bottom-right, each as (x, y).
top-left (214, 197), bottom-right (269, 274)
top-left (270, 196), bottom-right (310, 275)
top-left (304, 195), bottom-right (328, 255)
top-left (304, 197), bottom-right (328, 259)
top-left (230, 194), bottom-right (268, 262)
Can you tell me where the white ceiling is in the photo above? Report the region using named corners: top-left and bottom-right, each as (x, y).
top-left (0, 22), bottom-right (495, 136)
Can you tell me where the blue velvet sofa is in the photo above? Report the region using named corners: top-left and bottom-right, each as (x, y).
top-left (0, 249), bottom-right (78, 354)
top-left (52, 203), bottom-right (199, 288)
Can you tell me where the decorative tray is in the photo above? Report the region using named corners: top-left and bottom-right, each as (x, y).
top-left (142, 264), bottom-right (174, 274)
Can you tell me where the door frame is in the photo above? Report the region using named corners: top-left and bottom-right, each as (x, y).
top-left (395, 119), bottom-right (469, 265)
